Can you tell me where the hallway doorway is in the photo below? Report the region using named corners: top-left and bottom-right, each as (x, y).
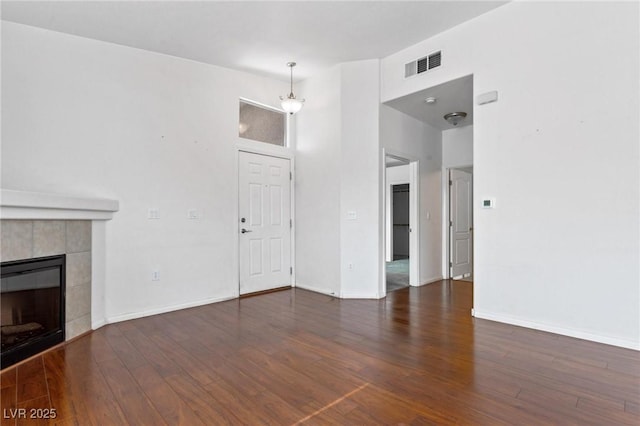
top-left (384, 154), bottom-right (418, 293)
top-left (448, 167), bottom-right (473, 281)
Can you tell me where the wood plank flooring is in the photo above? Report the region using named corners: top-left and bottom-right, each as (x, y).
top-left (1, 280), bottom-right (639, 425)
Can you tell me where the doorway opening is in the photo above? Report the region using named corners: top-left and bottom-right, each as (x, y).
top-left (448, 167), bottom-right (473, 281)
top-left (384, 154), bottom-right (419, 294)
top-left (388, 183), bottom-right (410, 291)
top-left (392, 184), bottom-right (410, 261)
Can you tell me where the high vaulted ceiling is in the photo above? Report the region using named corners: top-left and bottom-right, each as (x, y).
top-left (2, 1), bottom-right (507, 82)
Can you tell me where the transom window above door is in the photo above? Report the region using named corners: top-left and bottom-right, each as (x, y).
top-left (239, 99), bottom-right (286, 146)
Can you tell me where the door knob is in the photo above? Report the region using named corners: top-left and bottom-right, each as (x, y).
top-left (241, 228), bottom-right (252, 234)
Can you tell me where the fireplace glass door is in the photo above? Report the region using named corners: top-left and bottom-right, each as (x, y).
top-left (1, 255), bottom-right (65, 367)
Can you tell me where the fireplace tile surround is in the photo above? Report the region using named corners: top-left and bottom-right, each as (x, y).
top-left (0, 189), bottom-right (119, 358)
top-left (1, 219), bottom-right (92, 339)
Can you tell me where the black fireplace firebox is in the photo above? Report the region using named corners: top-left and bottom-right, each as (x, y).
top-left (1, 255), bottom-right (65, 368)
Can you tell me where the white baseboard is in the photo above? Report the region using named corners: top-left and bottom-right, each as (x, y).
top-left (414, 275), bottom-right (443, 286)
top-left (340, 292), bottom-right (380, 299)
top-left (295, 282), bottom-right (338, 297)
top-left (296, 283), bottom-right (380, 299)
top-left (473, 310), bottom-right (640, 351)
top-left (105, 294), bottom-right (237, 324)
top-left (91, 319), bottom-right (106, 330)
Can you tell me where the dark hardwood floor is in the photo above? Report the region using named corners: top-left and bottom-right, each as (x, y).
top-left (1, 280), bottom-right (639, 425)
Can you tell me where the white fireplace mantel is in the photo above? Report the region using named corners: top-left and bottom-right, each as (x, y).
top-left (1, 189), bottom-right (119, 332)
top-left (1, 189), bottom-right (119, 220)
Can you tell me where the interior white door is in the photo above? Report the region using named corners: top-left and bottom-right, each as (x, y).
top-left (238, 151), bottom-right (291, 295)
top-left (450, 169), bottom-right (473, 277)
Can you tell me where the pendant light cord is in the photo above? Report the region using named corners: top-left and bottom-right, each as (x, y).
top-left (289, 64), bottom-right (294, 98)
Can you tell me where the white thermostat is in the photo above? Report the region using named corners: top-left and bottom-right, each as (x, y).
top-left (482, 198), bottom-right (496, 209)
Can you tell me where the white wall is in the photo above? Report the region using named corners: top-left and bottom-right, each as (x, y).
top-left (380, 105), bottom-right (443, 285)
top-left (386, 165), bottom-right (410, 183)
top-left (339, 61), bottom-right (381, 298)
top-left (2, 22), bottom-right (289, 323)
top-left (443, 125), bottom-right (473, 168)
top-left (381, 2), bottom-right (640, 349)
top-left (295, 60), bottom-right (381, 298)
top-left (294, 66), bottom-right (342, 296)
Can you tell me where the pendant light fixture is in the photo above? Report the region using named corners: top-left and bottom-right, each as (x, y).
top-left (280, 62), bottom-right (304, 115)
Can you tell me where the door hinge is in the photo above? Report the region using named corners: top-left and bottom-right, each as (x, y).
top-left (290, 172), bottom-right (292, 180)
top-left (290, 219), bottom-right (292, 228)
top-left (290, 267), bottom-right (293, 275)
top-left (449, 180), bottom-right (452, 186)
top-left (450, 220), bottom-right (453, 227)
top-left (449, 262), bottom-right (453, 267)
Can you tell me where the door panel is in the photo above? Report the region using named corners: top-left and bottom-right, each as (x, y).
top-left (270, 186), bottom-right (282, 225)
top-left (454, 240), bottom-right (470, 264)
top-left (249, 184), bottom-right (263, 225)
top-left (239, 152), bottom-right (291, 294)
top-left (249, 240), bottom-right (263, 276)
top-left (450, 169), bottom-right (473, 277)
top-left (270, 238), bottom-right (282, 272)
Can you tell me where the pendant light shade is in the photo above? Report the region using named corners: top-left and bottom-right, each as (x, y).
top-left (280, 62), bottom-right (304, 115)
top-left (443, 112), bottom-right (467, 126)
top-left (281, 97), bottom-right (304, 115)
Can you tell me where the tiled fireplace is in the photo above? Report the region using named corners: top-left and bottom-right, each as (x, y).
top-left (0, 189), bottom-right (118, 368)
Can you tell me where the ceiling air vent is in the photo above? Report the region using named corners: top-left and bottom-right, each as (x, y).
top-left (404, 50), bottom-right (442, 78)
top-left (417, 57), bottom-right (429, 74)
top-left (428, 51), bottom-right (441, 69)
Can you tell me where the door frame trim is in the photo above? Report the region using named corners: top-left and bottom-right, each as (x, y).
top-left (234, 143), bottom-right (295, 297)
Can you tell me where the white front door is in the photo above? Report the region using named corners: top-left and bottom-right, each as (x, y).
top-left (238, 151), bottom-right (291, 295)
top-left (450, 169), bottom-right (473, 278)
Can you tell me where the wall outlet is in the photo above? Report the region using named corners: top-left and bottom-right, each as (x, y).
top-left (188, 209), bottom-right (199, 219)
top-left (348, 263), bottom-right (354, 270)
top-left (151, 270), bottom-right (160, 281)
top-left (148, 208), bottom-right (160, 219)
